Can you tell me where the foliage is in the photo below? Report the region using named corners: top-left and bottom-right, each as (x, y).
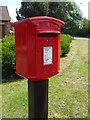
top-left (60, 47), bottom-right (62, 56)
top-left (2, 35), bottom-right (20, 80)
top-left (60, 34), bottom-right (72, 56)
top-left (16, 2), bottom-right (49, 20)
top-left (77, 18), bottom-right (90, 37)
top-left (88, 20), bottom-right (90, 37)
top-left (16, 1), bottom-right (82, 36)
top-left (48, 2), bottom-right (82, 36)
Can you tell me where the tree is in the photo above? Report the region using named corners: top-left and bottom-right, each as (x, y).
top-left (77, 18), bottom-right (90, 37)
top-left (16, 1), bottom-right (82, 36)
top-left (16, 2), bottom-right (49, 20)
top-left (88, 20), bottom-right (90, 37)
top-left (48, 2), bottom-right (82, 36)
top-left (81, 18), bottom-right (88, 37)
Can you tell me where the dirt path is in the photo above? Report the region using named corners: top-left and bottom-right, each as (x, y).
top-left (60, 39), bottom-right (88, 71)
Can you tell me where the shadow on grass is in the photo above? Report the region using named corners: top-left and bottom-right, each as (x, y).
top-left (61, 54), bottom-right (67, 58)
top-left (1, 74), bottom-right (24, 84)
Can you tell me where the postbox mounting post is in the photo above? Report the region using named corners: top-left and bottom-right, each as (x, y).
top-left (28, 79), bottom-right (48, 119)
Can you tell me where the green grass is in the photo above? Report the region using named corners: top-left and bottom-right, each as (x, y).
top-left (2, 80), bottom-right (28, 118)
top-left (1, 39), bottom-right (88, 119)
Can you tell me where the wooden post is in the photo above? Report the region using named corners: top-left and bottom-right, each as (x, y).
top-left (28, 79), bottom-right (48, 119)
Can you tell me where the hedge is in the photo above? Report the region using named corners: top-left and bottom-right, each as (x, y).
top-left (2, 34), bottom-right (72, 79)
top-left (60, 34), bottom-right (72, 56)
top-left (2, 35), bottom-right (16, 80)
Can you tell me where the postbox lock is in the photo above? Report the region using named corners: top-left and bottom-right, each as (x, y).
top-left (47, 39), bottom-right (49, 42)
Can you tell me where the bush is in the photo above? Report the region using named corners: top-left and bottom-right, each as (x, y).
top-left (2, 35), bottom-right (17, 79)
top-left (60, 34), bottom-right (72, 56)
top-left (60, 47), bottom-right (62, 56)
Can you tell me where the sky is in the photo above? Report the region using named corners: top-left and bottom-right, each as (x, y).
top-left (0, 0), bottom-right (89, 22)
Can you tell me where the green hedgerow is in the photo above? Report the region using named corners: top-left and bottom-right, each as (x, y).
top-left (60, 34), bottom-right (72, 56)
top-left (2, 35), bottom-right (16, 79)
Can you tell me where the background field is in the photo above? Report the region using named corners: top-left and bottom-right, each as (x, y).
top-left (1, 39), bottom-right (88, 119)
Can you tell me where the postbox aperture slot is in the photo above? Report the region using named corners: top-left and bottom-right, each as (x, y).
top-left (38, 33), bottom-right (58, 37)
top-left (37, 30), bottom-right (60, 37)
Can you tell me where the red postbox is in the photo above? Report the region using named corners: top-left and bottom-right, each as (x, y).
top-left (12, 16), bottom-right (64, 81)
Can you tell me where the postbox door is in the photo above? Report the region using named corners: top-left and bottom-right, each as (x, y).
top-left (36, 32), bottom-right (60, 79)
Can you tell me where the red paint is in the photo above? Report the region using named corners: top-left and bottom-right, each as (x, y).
top-left (12, 16), bottom-right (64, 81)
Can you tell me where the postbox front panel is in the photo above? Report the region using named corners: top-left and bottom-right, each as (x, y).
top-left (36, 33), bottom-right (60, 79)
